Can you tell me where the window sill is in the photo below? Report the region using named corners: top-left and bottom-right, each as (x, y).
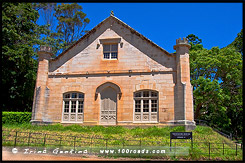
top-left (102, 59), bottom-right (118, 61)
top-left (133, 121), bottom-right (158, 123)
top-left (61, 121), bottom-right (84, 123)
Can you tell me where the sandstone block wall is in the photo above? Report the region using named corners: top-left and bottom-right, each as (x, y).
top-left (31, 16), bottom-right (195, 127)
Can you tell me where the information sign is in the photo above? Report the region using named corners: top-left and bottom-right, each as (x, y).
top-left (170, 132), bottom-right (193, 151)
top-left (170, 132), bottom-right (192, 139)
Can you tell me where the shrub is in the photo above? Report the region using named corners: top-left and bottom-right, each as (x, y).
top-left (2, 112), bottom-right (32, 124)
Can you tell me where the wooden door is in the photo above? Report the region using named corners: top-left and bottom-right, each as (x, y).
top-left (100, 87), bottom-right (117, 124)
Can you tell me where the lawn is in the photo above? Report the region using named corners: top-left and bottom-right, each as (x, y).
top-left (2, 123), bottom-right (243, 161)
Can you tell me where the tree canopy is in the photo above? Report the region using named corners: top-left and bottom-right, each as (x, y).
top-left (2, 3), bottom-right (40, 111)
top-left (33, 3), bottom-right (90, 55)
top-left (227, 29), bottom-right (243, 55)
top-left (187, 33), bottom-right (243, 138)
top-left (2, 2), bottom-right (90, 111)
top-left (54, 3), bottom-right (90, 52)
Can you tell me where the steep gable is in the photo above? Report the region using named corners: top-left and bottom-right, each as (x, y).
top-left (49, 15), bottom-right (176, 74)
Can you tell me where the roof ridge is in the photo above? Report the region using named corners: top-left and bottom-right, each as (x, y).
top-left (110, 15), bottom-right (170, 55)
top-left (52, 15), bottom-right (172, 61)
top-left (51, 16), bottom-right (112, 61)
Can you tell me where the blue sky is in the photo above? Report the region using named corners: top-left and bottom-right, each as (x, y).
top-left (37, 3), bottom-right (243, 53)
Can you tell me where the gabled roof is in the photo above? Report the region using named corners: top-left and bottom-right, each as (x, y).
top-left (51, 15), bottom-right (173, 61)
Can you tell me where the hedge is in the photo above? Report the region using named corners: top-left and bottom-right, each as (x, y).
top-left (2, 112), bottom-right (32, 124)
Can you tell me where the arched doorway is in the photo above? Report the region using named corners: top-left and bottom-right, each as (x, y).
top-left (101, 87), bottom-right (117, 124)
top-left (95, 82), bottom-right (122, 125)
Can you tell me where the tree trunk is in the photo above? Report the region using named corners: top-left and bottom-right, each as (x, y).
top-left (194, 103), bottom-right (203, 119)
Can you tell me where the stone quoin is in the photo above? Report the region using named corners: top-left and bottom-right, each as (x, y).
top-left (31, 14), bottom-right (196, 130)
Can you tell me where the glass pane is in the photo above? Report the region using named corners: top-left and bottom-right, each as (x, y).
top-left (143, 100), bottom-right (149, 107)
top-left (64, 101), bottom-right (69, 113)
top-left (152, 108), bottom-right (157, 112)
top-left (103, 44), bottom-right (110, 52)
top-left (72, 93), bottom-right (77, 98)
top-left (78, 109), bottom-right (83, 113)
top-left (135, 100), bottom-right (141, 107)
top-left (135, 109), bottom-right (141, 112)
top-left (152, 100), bottom-right (157, 104)
top-left (78, 101), bottom-right (83, 113)
top-left (152, 104), bottom-right (157, 107)
top-left (111, 52), bottom-right (117, 59)
top-left (104, 53), bottom-right (110, 59)
top-left (78, 101), bottom-right (83, 108)
top-left (151, 92), bottom-right (157, 97)
top-left (65, 101), bottom-right (69, 108)
top-left (64, 94), bottom-right (70, 98)
top-left (143, 91), bottom-right (149, 97)
top-left (143, 100), bottom-right (149, 112)
top-left (143, 109), bottom-right (149, 112)
top-left (71, 101), bottom-right (76, 113)
top-left (151, 99), bottom-right (157, 112)
top-left (71, 101), bottom-right (76, 107)
top-left (134, 92), bottom-right (141, 97)
top-left (135, 100), bottom-right (141, 112)
top-left (111, 44), bottom-right (118, 51)
top-left (78, 93), bottom-right (84, 98)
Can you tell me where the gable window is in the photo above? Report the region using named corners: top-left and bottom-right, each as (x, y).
top-left (62, 92), bottom-right (84, 122)
top-left (134, 90), bottom-right (158, 122)
top-left (103, 44), bottom-right (118, 59)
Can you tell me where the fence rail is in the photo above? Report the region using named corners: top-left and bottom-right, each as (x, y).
top-left (2, 129), bottom-right (242, 157)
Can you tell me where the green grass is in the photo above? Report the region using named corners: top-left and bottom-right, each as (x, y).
top-left (2, 123), bottom-right (185, 138)
top-left (2, 123), bottom-right (243, 161)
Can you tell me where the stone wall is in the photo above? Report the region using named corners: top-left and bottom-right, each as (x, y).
top-left (32, 16), bottom-right (195, 128)
top-left (46, 73), bottom-right (176, 125)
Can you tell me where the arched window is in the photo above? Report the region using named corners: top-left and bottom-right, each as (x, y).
top-left (134, 90), bottom-right (158, 122)
top-left (62, 92), bottom-right (84, 122)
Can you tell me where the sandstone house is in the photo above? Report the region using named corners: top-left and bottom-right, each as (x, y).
top-left (31, 14), bottom-right (196, 129)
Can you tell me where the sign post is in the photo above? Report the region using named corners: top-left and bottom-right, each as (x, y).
top-left (170, 132), bottom-right (193, 151)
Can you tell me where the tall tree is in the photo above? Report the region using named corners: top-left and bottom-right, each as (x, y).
top-left (227, 29), bottom-right (243, 55)
top-left (2, 3), bottom-right (42, 111)
top-left (187, 34), bottom-right (202, 44)
top-left (33, 3), bottom-right (57, 32)
top-left (2, 3), bottom-right (91, 111)
top-left (187, 34), bottom-right (243, 138)
top-left (33, 3), bottom-right (63, 56)
top-left (54, 3), bottom-right (90, 52)
top-left (33, 3), bottom-right (90, 55)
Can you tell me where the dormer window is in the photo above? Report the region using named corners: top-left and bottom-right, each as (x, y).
top-left (103, 44), bottom-right (118, 59)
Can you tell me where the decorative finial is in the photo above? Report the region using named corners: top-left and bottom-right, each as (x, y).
top-left (110, 10), bottom-right (114, 16)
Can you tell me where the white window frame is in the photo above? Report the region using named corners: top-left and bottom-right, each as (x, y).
top-left (133, 90), bottom-right (158, 123)
top-left (62, 92), bottom-right (84, 123)
top-left (103, 43), bottom-right (118, 60)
